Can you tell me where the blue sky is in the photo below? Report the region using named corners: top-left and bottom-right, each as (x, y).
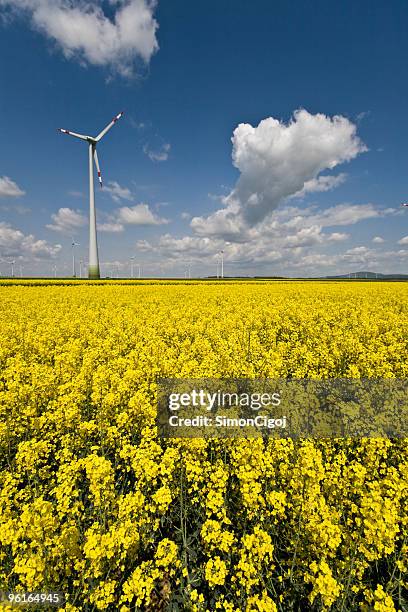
top-left (1, 0), bottom-right (408, 277)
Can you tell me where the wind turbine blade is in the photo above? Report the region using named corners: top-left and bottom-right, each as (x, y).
top-left (95, 111), bottom-right (124, 142)
top-left (93, 148), bottom-right (103, 187)
top-left (58, 128), bottom-right (89, 141)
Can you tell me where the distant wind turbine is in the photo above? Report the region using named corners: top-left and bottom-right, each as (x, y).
top-left (58, 111), bottom-right (124, 279)
top-left (71, 240), bottom-right (79, 278)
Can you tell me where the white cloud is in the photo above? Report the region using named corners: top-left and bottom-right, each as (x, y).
top-left (98, 221), bottom-right (124, 233)
top-left (143, 142), bottom-right (170, 162)
top-left (0, 203), bottom-right (30, 214)
top-left (208, 192), bottom-right (226, 202)
top-left (103, 181), bottom-right (133, 202)
top-left (132, 225), bottom-right (408, 276)
top-left (372, 236), bottom-right (385, 244)
top-left (344, 246), bottom-right (371, 256)
top-left (117, 203), bottom-right (169, 225)
top-left (398, 236), bottom-right (408, 245)
top-left (329, 232), bottom-right (349, 242)
top-left (135, 239), bottom-right (153, 251)
top-left (129, 118), bottom-right (151, 130)
top-left (0, 176), bottom-right (25, 198)
top-left (280, 225), bottom-right (325, 248)
top-left (0, 222), bottom-right (61, 259)
top-left (356, 111), bottom-right (370, 123)
top-left (46, 207), bottom-right (87, 233)
top-left (0, 0), bottom-right (159, 77)
top-left (95, 199), bottom-right (169, 232)
top-left (181, 211), bottom-right (191, 220)
top-left (191, 109), bottom-right (367, 240)
top-left (340, 246), bottom-right (373, 266)
top-left (304, 203), bottom-right (382, 227)
top-left (136, 200), bottom-right (398, 276)
top-left (156, 234), bottom-right (219, 256)
top-left (292, 173), bottom-right (347, 199)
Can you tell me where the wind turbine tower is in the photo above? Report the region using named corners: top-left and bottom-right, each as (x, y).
top-left (58, 112), bottom-right (124, 279)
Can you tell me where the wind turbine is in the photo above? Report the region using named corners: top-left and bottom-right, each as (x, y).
top-left (130, 257), bottom-right (140, 279)
top-left (0, 256), bottom-right (7, 277)
top-left (58, 111), bottom-right (124, 279)
top-left (71, 240), bottom-right (79, 278)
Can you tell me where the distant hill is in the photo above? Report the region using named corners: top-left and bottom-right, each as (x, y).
top-left (323, 271), bottom-right (408, 279)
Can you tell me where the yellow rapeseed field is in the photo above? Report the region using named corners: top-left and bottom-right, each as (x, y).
top-left (0, 280), bottom-right (407, 611)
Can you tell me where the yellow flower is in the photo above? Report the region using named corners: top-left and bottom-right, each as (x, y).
top-left (305, 560), bottom-right (341, 609)
top-left (1, 279), bottom-right (407, 609)
top-left (205, 557), bottom-right (228, 587)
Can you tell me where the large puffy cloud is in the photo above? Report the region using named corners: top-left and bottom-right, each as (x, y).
top-left (136, 203), bottom-right (355, 262)
top-left (136, 202), bottom-right (400, 276)
top-left (191, 109), bottom-right (367, 240)
top-left (0, 222), bottom-right (61, 259)
top-left (46, 207), bottom-right (87, 233)
top-left (0, 0), bottom-right (159, 77)
top-left (0, 176), bottom-right (25, 198)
